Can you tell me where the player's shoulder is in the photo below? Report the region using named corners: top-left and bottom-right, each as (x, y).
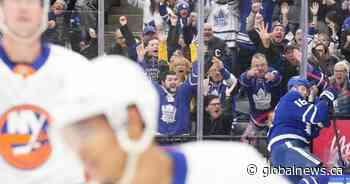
top-left (75, 55), bottom-right (154, 97)
top-left (89, 55), bottom-right (147, 79)
top-left (281, 91), bottom-right (303, 102)
top-left (91, 55), bottom-right (142, 69)
top-left (178, 141), bottom-right (291, 184)
top-left (179, 141), bottom-right (261, 159)
top-left (48, 44), bottom-right (89, 66)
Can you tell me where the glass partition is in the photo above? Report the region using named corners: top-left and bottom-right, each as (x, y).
top-left (101, 0), bottom-right (350, 164)
top-left (44, 1), bottom-right (99, 59)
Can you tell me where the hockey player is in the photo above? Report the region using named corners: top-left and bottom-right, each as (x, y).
top-left (268, 76), bottom-right (338, 184)
top-left (49, 55), bottom-right (290, 184)
top-left (0, 0), bottom-right (87, 183)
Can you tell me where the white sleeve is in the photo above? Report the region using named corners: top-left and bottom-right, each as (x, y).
top-left (127, 0), bottom-right (144, 9)
top-left (224, 73), bottom-right (238, 88)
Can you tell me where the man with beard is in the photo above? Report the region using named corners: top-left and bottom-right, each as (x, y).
top-left (49, 55), bottom-right (290, 184)
top-left (248, 16), bottom-right (287, 72)
top-left (153, 62), bottom-right (198, 135)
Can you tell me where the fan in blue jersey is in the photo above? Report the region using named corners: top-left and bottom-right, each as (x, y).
top-left (268, 76), bottom-right (339, 184)
top-left (153, 61), bottom-right (199, 135)
top-left (204, 56), bottom-right (238, 116)
top-left (49, 56), bottom-right (291, 184)
top-left (240, 53), bottom-right (282, 143)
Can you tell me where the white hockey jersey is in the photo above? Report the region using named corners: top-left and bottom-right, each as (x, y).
top-left (127, 0), bottom-right (165, 26)
top-left (0, 44), bottom-right (88, 184)
top-left (166, 141), bottom-right (291, 184)
top-left (207, 1), bottom-right (240, 48)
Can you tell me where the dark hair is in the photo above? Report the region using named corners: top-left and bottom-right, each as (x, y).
top-left (204, 95), bottom-right (220, 108)
top-left (160, 70), bottom-right (177, 82)
top-left (312, 42), bottom-right (328, 56)
top-left (326, 11), bottom-right (341, 30)
top-left (284, 44), bottom-right (297, 53)
top-left (279, 0), bottom-right (294, 5)
top-left (144, 36), bottom-right (158, 47)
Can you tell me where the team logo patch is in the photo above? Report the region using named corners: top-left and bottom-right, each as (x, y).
top-left (0, 105), bottom-right (53, 169)
top-left (13, 64), bottom-right (36, 78)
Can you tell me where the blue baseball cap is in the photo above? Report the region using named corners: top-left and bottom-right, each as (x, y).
top-left (143, 25), bottom-right (156, 35)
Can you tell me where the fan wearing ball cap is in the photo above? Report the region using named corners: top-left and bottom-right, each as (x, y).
top-left (50, 55), bottom-right (290, 184)
top-left (268, 76), bottom-right (339, 184)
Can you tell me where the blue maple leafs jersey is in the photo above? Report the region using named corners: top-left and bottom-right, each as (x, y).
top-left (240, 67), bottom-right (282, 116)
top-left (268, 91), bottom-right (331, 152)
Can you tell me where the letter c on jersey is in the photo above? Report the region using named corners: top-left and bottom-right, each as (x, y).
top-left (0, 105), bottom-right (53, 169)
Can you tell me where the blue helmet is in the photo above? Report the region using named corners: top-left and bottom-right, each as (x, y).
top-left (287, 76), bottom-right (311, 90)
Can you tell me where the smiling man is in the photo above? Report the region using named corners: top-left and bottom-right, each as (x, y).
top-left (154, 65), bottom-right (197, 135)
top-left (50, 55), bottom-right (290, 184)
top-left (248, 20), bottom-right (287, 72)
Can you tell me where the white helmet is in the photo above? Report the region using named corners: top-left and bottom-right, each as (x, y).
top-left (0, 0), bottom-right (49, 42)
top-left (49, 55), bottom-right (159, 184)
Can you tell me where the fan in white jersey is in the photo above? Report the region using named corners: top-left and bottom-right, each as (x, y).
top-left (0, 0), bottom-right (88, 183)
top-left (49, 55), bottom-right (290, 184)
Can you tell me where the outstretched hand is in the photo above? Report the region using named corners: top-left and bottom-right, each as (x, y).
top-left (256, 23), bottom-right (270, 43)
top-left (310, 2), bottom-right (319, 16)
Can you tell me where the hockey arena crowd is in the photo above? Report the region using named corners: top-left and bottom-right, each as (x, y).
top-left (39, 0), bottom-right (350, 183)
top-left (48, 0), bottom-right (350, 135)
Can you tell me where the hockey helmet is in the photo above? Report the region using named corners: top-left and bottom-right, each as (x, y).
top-left (49, 55), bottom-right (159, 184)
top-left (287, 76), bottom-right (311, 90)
